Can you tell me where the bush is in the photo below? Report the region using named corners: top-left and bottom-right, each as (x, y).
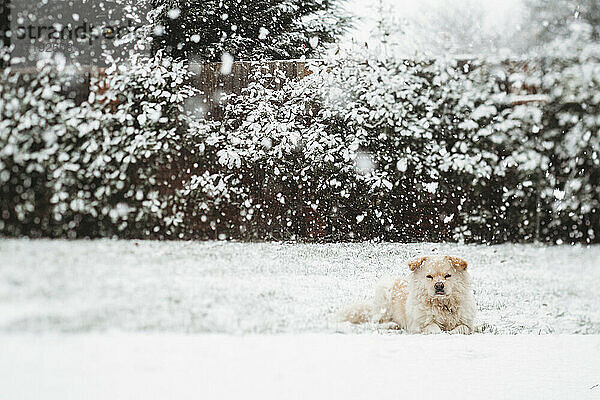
top-left (177, 55), bottom-right (501, 241)
top-left (0, 51), bottom-right (201, 238)
top-left (175, 66), bottom-right (353, 240)
top-left (0, 60), bottom-right (89, 237)
top-left (459, 31), bottom-right (600, 244)
top-left (2, 43), bottom-right (598, 243)
top-left (178, 47), bottom-right (600, 243)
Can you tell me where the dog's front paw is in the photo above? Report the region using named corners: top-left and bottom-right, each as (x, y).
top-left (421, 324), bottom-right (442, 334)
top-left (380, 321), bottom-right (401, 330)
top-left (450, 325), bottom-right (472, 335)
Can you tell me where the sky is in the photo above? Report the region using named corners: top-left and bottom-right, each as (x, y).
top-left (343, 0), bottom-right (526, 53)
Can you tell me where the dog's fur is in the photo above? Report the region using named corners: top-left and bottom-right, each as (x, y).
top-left (342, 255), bottom-right (475, 334)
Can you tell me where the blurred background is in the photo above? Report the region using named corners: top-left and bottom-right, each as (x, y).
top-left (0, 0), bottom-right (598, 244)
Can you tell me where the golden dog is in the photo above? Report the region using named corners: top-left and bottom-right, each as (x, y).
top-left (343, 255), bottom-right (475, 334)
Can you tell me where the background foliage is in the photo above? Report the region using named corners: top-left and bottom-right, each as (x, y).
top-left (151, 0), bottom-right (350, 61)
top-left (1, 0), bottom-right (598, 243)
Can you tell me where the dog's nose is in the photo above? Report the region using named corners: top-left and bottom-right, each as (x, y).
top-left (434, 282), bottom-right (444, 291)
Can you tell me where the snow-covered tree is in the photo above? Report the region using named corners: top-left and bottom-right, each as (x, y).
top-left (174, 47), bottom-right (503, 241)
top-left (0, 51), bottom-right (203, 238)
top-left (79, 50), bottom-right (202, 237)
top-left (0, 60), bottom-right (88, 237)
top-left (174, 65), bottom-right (353, 239)
top-left (319, 50), bottom-right (503, 241)
top-left (151, 0), bottom-right (351, 61)
top-left (512, 35), bottom-right (600, 242)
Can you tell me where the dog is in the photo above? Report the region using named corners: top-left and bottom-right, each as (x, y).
top-left (342, 255), bottom-right (475, 334)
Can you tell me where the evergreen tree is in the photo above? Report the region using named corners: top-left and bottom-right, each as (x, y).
top-left (151, 0), bottom-right (350, 61)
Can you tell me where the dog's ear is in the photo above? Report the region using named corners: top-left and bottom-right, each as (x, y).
top-left (446, 256), bottom-right (468, 271)
top-left (408, 256), bottom-right (428, 271)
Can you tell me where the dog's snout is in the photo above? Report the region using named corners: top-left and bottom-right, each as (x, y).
top-left (434, 282), bottom-right (444, 291)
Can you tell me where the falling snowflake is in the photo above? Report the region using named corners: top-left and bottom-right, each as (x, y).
top-left (258, 27), bottom-right (269, 40)
top-left (423, 182), bottom-right (439, 194)
top-left (167, 8), bottom-right (181, 19)
top-left (220, 52), bottom-right (234, 75)
top-left (355, 151), bottom-right (375, 175)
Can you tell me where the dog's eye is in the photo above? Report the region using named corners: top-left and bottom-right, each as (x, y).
top-left (426, 275), bottom-right (433, 279)
top-left (445, 274), bottom-right (451, 278)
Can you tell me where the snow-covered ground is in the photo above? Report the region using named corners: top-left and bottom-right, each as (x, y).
top-left (2, 333), bottom-right (599, 400)
top-left (1, 239), bottom-right (599, 334)
top-left (1, 240), bottom-right (600, 399)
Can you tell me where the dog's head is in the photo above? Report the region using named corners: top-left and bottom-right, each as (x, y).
top-left (408, 255), bottom-right (468, 298)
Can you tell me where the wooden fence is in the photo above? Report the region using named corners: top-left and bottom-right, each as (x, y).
top-left (189, 60), bottom-right (317, 119)
top-left (185, 59), bottom-right (549, 119)
top-left (6, 60), bottom-right (317, 119)
top-left (6, 59), bottom-right (548, 120)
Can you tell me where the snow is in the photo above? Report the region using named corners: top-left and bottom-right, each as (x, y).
top-left (1, 239), bottom-right (599, 399)
top-left (220, 52), bottom-right (234, 75)
top-left (1, 239), bottom-right (599, 334)
top-left (258, 27), bottom-right (269, 40)
top-left (354, 151), bottom-right (375, 174)
top-left (1, 333), bottom-right (599, 400)
top-left (423, 181), bottom-right (439, 194)
top-left (166, 8), bottom-right (180, 19)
